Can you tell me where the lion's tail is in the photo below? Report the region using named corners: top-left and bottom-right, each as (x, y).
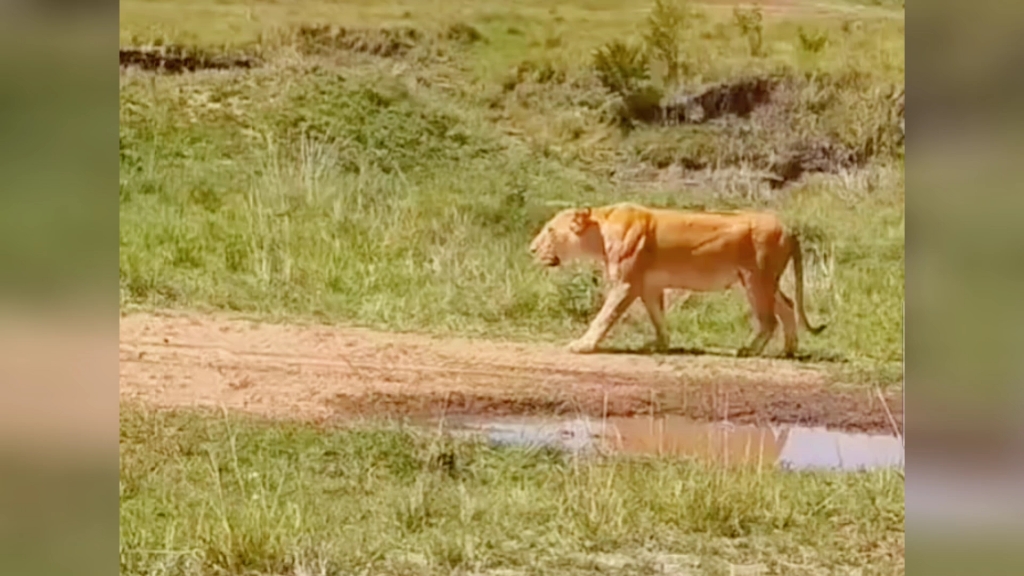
top-left (790, 234), bottom-right (827, 335)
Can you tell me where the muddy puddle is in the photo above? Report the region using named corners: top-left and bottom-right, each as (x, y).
top-left (432, 415), bottom-right (903, 472)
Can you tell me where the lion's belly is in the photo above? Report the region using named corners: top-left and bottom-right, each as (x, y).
top-left (642, 266), bottom-right (740, 292)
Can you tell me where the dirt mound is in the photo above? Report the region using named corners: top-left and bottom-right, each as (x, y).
top-left (614, 75), bottom-right (780, 127)
top-left (614, 72), bottom-right (903, 188)
top-left (120, 22), bottom-right (485, 73)
top-left (767, 138), bottom-right (862, 188)
top-left (660, 75), bottom-right (778, 124)
top-left (119, 312), bottom-right (902, 435)
top-left (119, 47), bottom-right (259, 73)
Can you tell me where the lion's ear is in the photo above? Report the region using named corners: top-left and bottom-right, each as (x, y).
top-left (570, 207), bottom-right (592, 234)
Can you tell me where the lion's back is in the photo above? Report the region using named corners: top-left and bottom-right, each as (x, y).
top-left (593, 202), bottom-right (788, 265)
top-left (639, 208), bottom-right (788, 275)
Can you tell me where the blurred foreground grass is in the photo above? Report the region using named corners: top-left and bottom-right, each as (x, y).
top-left (120, 404), bottom-right (905, 575)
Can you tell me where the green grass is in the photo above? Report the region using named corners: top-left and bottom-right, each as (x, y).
top-left (119, 405), bottom-right (905, 575)
top-left (119, 0), bottom-right (904, 381)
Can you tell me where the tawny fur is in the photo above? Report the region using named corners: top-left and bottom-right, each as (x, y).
top-left (528, 202), bottom-right (826, 357)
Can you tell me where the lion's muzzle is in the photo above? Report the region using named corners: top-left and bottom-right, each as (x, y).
top-left (531, 251), bottom-right (560, 267)
top-left (529, 245), bottom-right (559, 267)
top-left (540, 254), bottom-right (560, 266)
top-left (529, 230), bottom-right (562, 267)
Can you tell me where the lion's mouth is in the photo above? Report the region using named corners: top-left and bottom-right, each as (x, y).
top-left (542, 255), bottom-right (560, 267)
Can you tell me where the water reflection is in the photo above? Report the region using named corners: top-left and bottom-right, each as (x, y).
top-left (436, 414), bottom-right (904, 472)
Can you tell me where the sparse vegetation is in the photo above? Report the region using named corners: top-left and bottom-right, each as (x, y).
top-left (798, 26), bottom-right (830, 54)
top-left (120, 405), bottom-right (905, 575)
top-left (642, 0), bottom-right (695, 88)
top-left (733, 5), bottom-right (765, 58)
top-left (592, 39), bottom-right (651, 98)
top-left (119, 0), bottom-right (904, 377)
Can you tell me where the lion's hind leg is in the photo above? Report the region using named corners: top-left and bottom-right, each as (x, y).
top-left (737, 277), bottom-right (778, 358)
top-left (774, 290), bottom-right (799, 358)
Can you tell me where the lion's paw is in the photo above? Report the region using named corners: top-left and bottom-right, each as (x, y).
top-left (566, 339), bottom-right (597, 354)
top-left (640, 339), bottom-right (669, 354)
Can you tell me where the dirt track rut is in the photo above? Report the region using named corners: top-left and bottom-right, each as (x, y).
top-left (119, 311), bottom-right (902, 434)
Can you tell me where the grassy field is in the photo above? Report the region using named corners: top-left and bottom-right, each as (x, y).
top-left (118, 0), bottom-right (904, 381)
top-left (119, 405), bottom-right (904, 575)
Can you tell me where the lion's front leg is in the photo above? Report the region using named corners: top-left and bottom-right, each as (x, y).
top-left (567, 283), bottom-right (637, 354)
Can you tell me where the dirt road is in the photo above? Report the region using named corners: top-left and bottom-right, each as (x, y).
top-left (119, 311), bottom-right (902, 434)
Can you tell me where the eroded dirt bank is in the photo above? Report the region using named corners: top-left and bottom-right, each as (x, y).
top-left (119, 311), bottom-right (902, 434)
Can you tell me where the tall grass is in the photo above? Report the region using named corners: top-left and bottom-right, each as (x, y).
top-left (120, 405), bottom-right (905, 575)
top-left (119, 0), bottom-right (904, 379)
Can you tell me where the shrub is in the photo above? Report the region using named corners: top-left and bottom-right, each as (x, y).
top-left (592, 39), bottom-right (650, 97)
top-left (733, 6), bottom-right (765, 57)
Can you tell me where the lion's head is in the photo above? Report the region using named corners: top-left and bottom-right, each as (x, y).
top-left (528, 207), bottom-right (601, 267)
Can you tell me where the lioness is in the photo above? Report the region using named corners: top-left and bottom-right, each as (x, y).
top-left (528, 202), bottom-right (826, 357)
